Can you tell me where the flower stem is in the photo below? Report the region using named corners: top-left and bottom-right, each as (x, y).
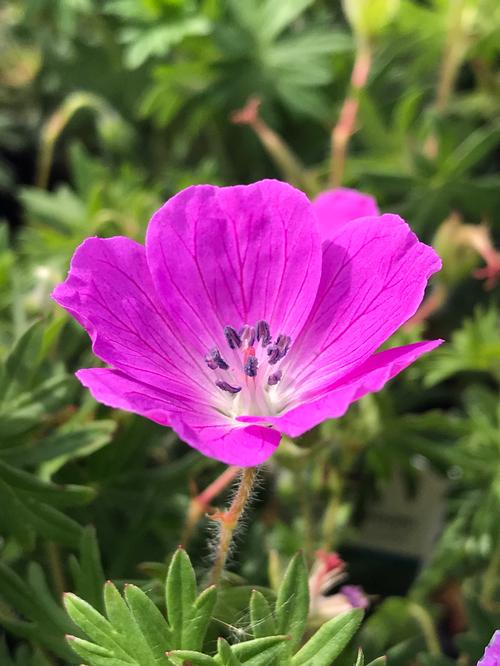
top-left (209, 467), bottom-right (257, 586)
top-left (480, 542), bottom-right (500, 609)
top-left (330, 39), bottom-right (372, 188)
top-left (182, 465), bottom-right (240, 545)
top-left (231, 97), bottom-right (318, 194)
top-left (435, 0), bottom-right (468, 115)
top-left (409, 602), bottom-right (442, 657)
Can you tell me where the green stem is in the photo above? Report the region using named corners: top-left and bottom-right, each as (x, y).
top-left (409, 602), bottom-right (441, 657)
top-left (480, 542), bottom-right (500, 608)
top-left (209, 467), bottom-right (257, 585)
top-left (298, 464), bottom-right (315, 559)
top-left (321, 467), bottom-right (344, 550)
top-left (435, 0), bottom-right (468, 114)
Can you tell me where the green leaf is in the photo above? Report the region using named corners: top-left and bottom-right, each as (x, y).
top-left (231, 635), bottom-right (291, 665)
top-left (0, 476), bottom-right (83, 547)
top-left (165, 547), bottom-right (197, 648)
top-left (355, 648), bottom-right (365, 666)
top-left (1, 421), bottom-right (115, 467)
top-left (166, 650), bottom-right (217, 666)
top-left (216, 637), bottom-right (242, 666)
top-left (259, 0), bottom-right (315, 42)
top-left (183, 584), bottom-right (217, 651)
top-left (440, 122), bottom-right (500, 178)
top-left (104, 582), bottom-right (159, 663)
top-left (124, 584), bottom-right (172, 664)
top-left (69, 526), bottom-right (107, 611)
top-left (66, 635), bottom-right (131, 665)
top-left (274, 552), bottom-right (309, 651)
top-left (64, 593), bottom-right (131, 662)
top-left (250, 589), bottom-right (277, 638)
top-left (0, 321), bottom-right (44, 399)
top-left (291, 609), bottom-right (364, 666)
top-left (0, 459), bottom-right (95, 506)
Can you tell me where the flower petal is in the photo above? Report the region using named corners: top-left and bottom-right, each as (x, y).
top-left (312, 188), bottom-right (379, 241)
top-left (479, 631), bottom-right (500, 665)
top-left (145, 179), bottom-right (322, 357)
top-left (239, 340), bottom-right (442, 436)
top-left (78, 368), bottom-right (280, 465)
top-left (282, 214), bottom-right (441, 398)
top-left (52, 237), bottom-right (212, 400)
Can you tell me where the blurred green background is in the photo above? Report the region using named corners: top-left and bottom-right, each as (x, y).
top-left (1, 0), bottom-right (500, 663)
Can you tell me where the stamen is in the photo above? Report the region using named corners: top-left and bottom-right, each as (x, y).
top-left (205, 348), bottom-right (229, 371)
top-left (216, 380), bottom-right (241, 394)
top-left (267, 345), bottom-right (281, 365)
top-left (268, 370), bottom-right (282, 386)
top-left (224, 325), bottom-right (241, 349)
top-left (244, 355), bottom-right (258, 377)
top-left (240, 324), bottom-right (256, 347)
top-left (276, 334), bottom-right (291, 355)
top-left (256, 320), bottom-right (271, 346)
top-left (267, 334), bottom-right (291, 365)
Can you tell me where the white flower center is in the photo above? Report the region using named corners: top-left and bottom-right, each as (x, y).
top-left (205, 321), bottom-right (291, 418)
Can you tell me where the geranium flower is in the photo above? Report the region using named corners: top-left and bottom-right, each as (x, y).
top-left (479, 631), bottom-right (500, 665)
top-left (312, 187), bottom-right (379, 236)
top-left (52, 180), bottom-right (441, 466)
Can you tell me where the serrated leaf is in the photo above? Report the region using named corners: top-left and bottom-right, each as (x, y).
top-left (275, 552), bottom-right (309, 651)
top-left (250, 589), bottom-right (276, 638)
top-left (291, 609), bottom-right (363, 666)
top-left (104, 582), bottom-right (158, 663)
top-left (64, 593), bottom-right (131, 662)
top-left (66, 635), bottom-right (131, 665)
top-left (165, 547), bottom-right (196, 648)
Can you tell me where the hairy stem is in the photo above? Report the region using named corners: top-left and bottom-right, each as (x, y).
top-left (209, 467), bottom-right (257, 586)
top-left (330, 39), bottom-right (372, 188)
top-left (182, 465), bottom-right (240, 545)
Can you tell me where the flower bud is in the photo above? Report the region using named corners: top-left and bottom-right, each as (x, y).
top-left (432, 213), bottom-right (500, 288)
top-left (342, 0), bottom-right (400, 39)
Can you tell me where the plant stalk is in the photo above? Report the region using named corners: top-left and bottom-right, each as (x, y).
top-left (209, 467), bottom-right (257, 585)
top-left (330, 39), bottom-right (372, 188)
top-left (182, 465), bottom-right (240, 545)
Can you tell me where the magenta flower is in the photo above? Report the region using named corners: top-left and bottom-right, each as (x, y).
top-left (479, 632), bottom-right (500, 666)
top-left (312, 187), bottom-right (379, 238)
top-left (52, 180), bottom-right (441, 466)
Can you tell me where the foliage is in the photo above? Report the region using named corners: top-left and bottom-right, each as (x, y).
top-left (1, 0), bottom-right (500, 664)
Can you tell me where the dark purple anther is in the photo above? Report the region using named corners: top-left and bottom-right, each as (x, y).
top-left (244, 355), bottom-right (258, 377)
top-left (256, 320), bottom-right (271, 346)
top-left (276, 334), bottom-right (291, 356)
top-left (267, 345), bottom-right (281, 365)
top-left (268, 370), bottom-right (282, 385)
top-left (216, 380), bottom-right (241, 394)
top-left (240, 324), bottom-right (256, 347)
top-left (224, 325), bottom-right (241, 349)
top-left (205, 348), bottom-right (229, 371)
